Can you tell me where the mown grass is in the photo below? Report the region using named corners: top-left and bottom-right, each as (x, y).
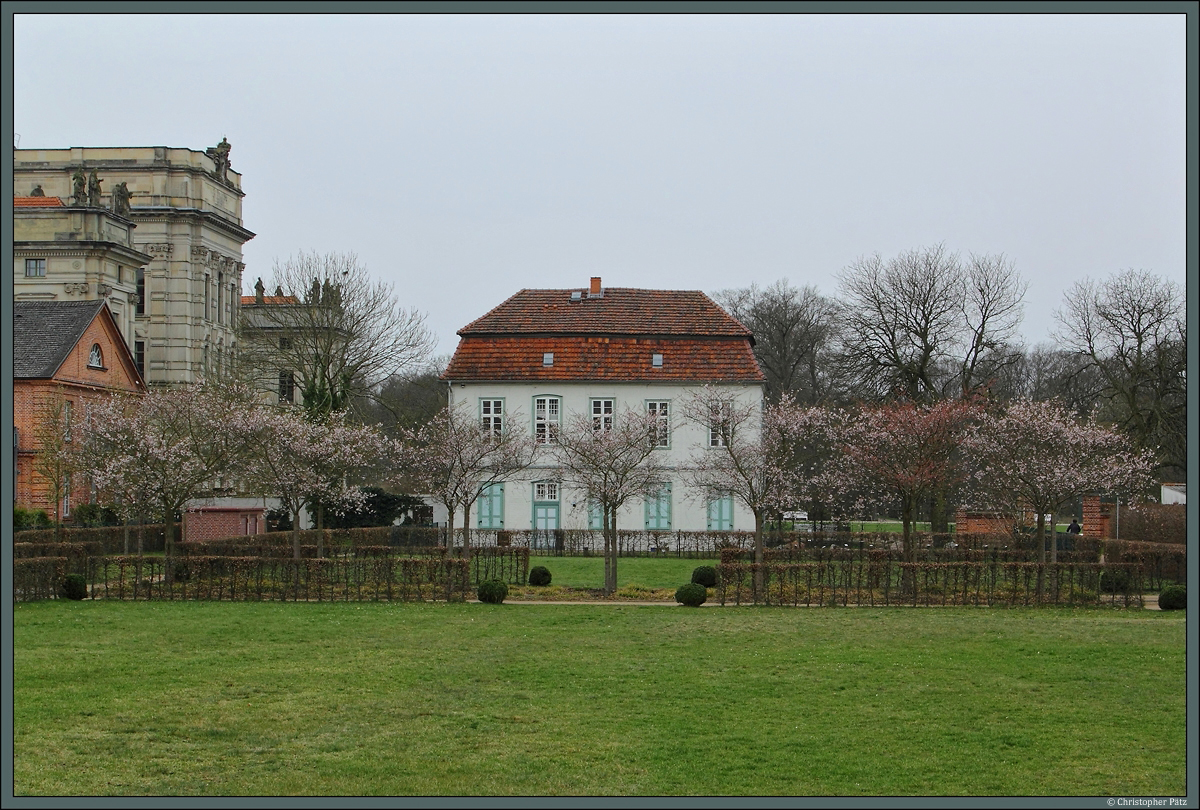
top-left (13, 600), bottom-right (1185, 797)
top-left (526, 555), bottom-right (706, 591)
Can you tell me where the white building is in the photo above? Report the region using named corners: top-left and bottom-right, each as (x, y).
top-left (442, 277), bottom-right (765, 534)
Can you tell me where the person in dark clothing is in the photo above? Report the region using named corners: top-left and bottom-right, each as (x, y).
top-left (1066, 519), bottom-right (1081, 535)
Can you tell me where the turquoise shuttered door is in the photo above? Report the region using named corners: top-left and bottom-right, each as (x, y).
top-left (645, 483), bottom-right (672, 530)
top-left (707, 494), bottom-right (734, 531)
top-left (478, 482), bottom-right (504, 528)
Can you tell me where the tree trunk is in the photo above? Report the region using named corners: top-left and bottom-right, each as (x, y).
top-left (930, 486), bottom-right (950, 534)
top-left (900, 495), bottom-right (916, 596)
top-left (292, 507), bottom-right (302, 560)
top-left (1035, 510), bottom-right (1046, 601)
top-left (162, 505), bottom-right (176, 584)
top-left (753, 509), bottom-right (765, 601)
top-left (315, 501), bottom-right (325, 558)
top-left (444, 505), bottom-right (456, 601)
top-left (604, 505), bottom-right (617, 596)
top-left (461, 503), bottom-right (472, 564)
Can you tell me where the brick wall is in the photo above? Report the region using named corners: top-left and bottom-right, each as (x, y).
top-left (184, 508), bottom-right (266, 542)
top-left (954, 509), bottom-right (1016, 534)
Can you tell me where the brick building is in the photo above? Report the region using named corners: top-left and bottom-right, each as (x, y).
top-left (14, 300), bottom-right (145, 516)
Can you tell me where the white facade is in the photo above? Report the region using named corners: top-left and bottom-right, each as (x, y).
top-left (448, 380), bottom-right (762, 532)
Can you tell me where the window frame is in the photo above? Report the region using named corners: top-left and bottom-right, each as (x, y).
top-left (708, 401), bottom-right (732, 448)
top-left (87, 344), bottom-right (104, 369)
top-left (591, 397), bottom-right (614, 433)
top-left (646, 399), bottom-right (671, 448)
top-left (707, 492), bottom-right (735, 531)
top-left (24, 258), bottom-right (46, 278)
top-left (278, 370), bottom-right (295, 403)
top-left (480, 398), bottom-right (505, 437)
top-left (533, 395), bottom-right (561, 445)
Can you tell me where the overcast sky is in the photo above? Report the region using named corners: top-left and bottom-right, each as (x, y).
top-left (12, 12), bottom-right (1188, 360)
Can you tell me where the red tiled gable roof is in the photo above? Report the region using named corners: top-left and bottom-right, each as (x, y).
top-left (240, 295), bottom-right (301, 305)
top-left (458, 288), bottom-right (752, 338)
top-left (14, 196), bottom-right (65, 207)
top-left (444, 336), bottom-right (764, 383)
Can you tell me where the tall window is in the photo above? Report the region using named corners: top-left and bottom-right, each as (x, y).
top-left (88, 344), bottom-right (103, 369)
top-left (135, 341), bottom-right (145, 378)
top-left (217, 271), bottom-right (224, 325)
top-left (588, 498), bottom-right (603, 530)
top-left (647, 400), bottom-right (670, 447)
top-left (204, 274), bottom-right (211, 321)
top-left (478, 482), bottom-right (504, 529)
top-left (62, 401), bottom-right (73, 442)
top-left (534, 396), bottom-right (560, 444)
top-left (25, 258), bottom-right (46, 277)
top-left (481, 399), bottom-right (504, 436)
top-left (709, 402), bottom-right (732, 448)
top-left (279, 371), bottom-right (295, 403)
top-left (591, 398), bottom-right (614, 432)
top-left (62, 475), bottom-right (71, 518)
top-left (136, 268), bottom-right (146, 315)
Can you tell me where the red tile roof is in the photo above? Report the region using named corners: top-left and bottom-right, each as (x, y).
top-left (14, 196), bottom-right (65, 207)
top-left (444, 335), bottom-right (764, 383)
top-left (458, 287), bottom-right (753, 338)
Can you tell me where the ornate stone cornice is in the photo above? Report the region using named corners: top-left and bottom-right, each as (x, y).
top-left (63, 282), bottom-right (89, 295)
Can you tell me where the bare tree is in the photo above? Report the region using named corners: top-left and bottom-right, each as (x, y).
top-left (240, 251), bottom-right (435, 420)
top-left (354, 356), bottom-right (451, 438)
top-left (398, 402), bottom-right (537, 563)
top-left (680, 387), bottom-right (834, 598)
top-left (552, 408), bottom-right (666, 596)
top-left (31, 390), bottom-right (80, 540)
top-left (1054, 270), bottom-right (1186, 480)
top-left (713, 280), bottom-right (841, 403)
top-left (835, 244), bottom-right (1027, 402)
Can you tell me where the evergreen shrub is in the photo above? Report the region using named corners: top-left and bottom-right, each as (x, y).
top-left (528, 566), bottom-right (552, 586)
top-left (478, 579), bottom-right (508, 604)
top-left (691, 565), bottom-right (718, 588)
top-left (675, 582), bottom-right (707, 607)
top-left (61, 574), bottom-right (87, 601)
top-left (1158, 585), bottom-right (1186, 611)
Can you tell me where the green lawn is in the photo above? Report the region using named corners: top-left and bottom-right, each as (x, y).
top-left (528, 555), bottom-right (707, 590)
top-left (13, 600), bottom-right (1185, 797)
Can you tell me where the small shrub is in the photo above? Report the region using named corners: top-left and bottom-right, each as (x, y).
top-left (528, 566), bottom-right (552, 586)
top-left (691, 565), bottom-right (718, 588)
top-left (14, 507), bottom-right (52, 531)
top-left (173, 562), bottom-right (192, 583)
top-left (1100, 567), bottom-right (1132, 593)
top-left (478, 579), bottom-right (508, 604)
top-left (1158, 584), bottom-right (1186, 611)
top-left (61, 574), bottom-right (87, 601)
top-left (675, 582), bottom-right (707, 607)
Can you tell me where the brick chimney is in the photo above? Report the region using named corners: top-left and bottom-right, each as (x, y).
top-left (589, 276), bottom-right (602, 297)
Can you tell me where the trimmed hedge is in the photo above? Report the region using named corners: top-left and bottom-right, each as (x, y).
top-left (528, 566), bottom-right (552, 586)
top-left (691, 565), bottom-right (718, 588)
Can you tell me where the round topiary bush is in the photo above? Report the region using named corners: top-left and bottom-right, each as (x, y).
top-left (1158, 584), bottom-right (1186, 611)
top-left (477, 579), bottom-right (509, 604)
top-left (61, 574), bottom-right (87, 601)
top-left (528, 566), bottom-right (552, 587)
top-left (675, 582), bottom-right (707, 607)
top-left (691, 565), bottom-right (718, 588)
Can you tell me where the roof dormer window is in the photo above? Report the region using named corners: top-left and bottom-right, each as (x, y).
top-left (652, 352), bottom-right (663, 368)
top-left (543, 352), bottom-right (554, 366)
